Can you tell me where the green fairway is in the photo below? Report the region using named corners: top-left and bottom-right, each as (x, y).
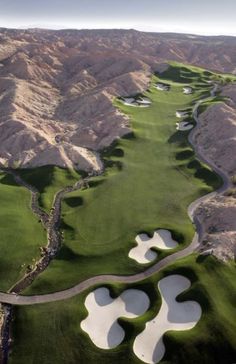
top-left (18, 166), bottom-right (81, 213)
top-left (5, 63), bottom-right (236, 364)
top-left (0, 172), bottom-right (46, 291)
top-left (9, 256), bottom-right (236, 364)
top-left (23, 65), bottom-right (222, 295)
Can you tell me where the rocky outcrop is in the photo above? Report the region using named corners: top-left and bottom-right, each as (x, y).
top-left (197, 194), bottom-right (236, 261)
top-left (194, 102), bottom-right (236, 176)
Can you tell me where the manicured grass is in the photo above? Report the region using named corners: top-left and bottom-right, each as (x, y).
top-left (159, 64), bottom-right (202, 84)
top-left (24, 66), bottom-right (222, 295)
top-left (0, 172), bottom-right (46, 291)
top-left (9, 256), bottom-right (236, 364)
top-left (18, 166), bottom-right (81, 212)
top-left (161, 62), bottom-right (236, 85)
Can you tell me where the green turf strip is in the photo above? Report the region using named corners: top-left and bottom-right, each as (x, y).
top-left (0, 173), bottom-right (46, 291)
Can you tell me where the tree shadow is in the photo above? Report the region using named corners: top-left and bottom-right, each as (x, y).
top-left (107, 321), bottom-right (124, 348)
top-left (64, 196), bottom-right (83, 208)
top-left (168, 131), bottom-right (188, 147)
top-left (56, 245), bottom-right (79, 261)
top-left (0, 174), bottom-right (18, 186)
top-left (176, 150), bottom-right (194, 160)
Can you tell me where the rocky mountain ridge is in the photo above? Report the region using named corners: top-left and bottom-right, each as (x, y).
top-left (0, 28), bottom-right (236, 170)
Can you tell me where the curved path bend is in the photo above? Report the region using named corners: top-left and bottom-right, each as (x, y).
top-left (0, 84), bottom-right (230, 306)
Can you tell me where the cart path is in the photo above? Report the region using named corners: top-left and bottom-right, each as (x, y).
top-left (0, 83), bottom-right (230, 306)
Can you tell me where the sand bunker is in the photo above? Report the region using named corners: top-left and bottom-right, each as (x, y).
top-left (176, 121), bottom-right (194, 131)
top-left (133, 275), bottom-right (202, 364)
top-left (122, 97), bottom-right (151, 107)
top-left (138, 98), bottom-right (152, 105)
top-left (176, 110), bottom-right (189, 118)
top-left (122, 97), bottom-right (136, 105)
top-left (183, 86), bottom-right (193, 94)
top-left (156, 83), bottom-right (170, 91)
top-left (128, 229), bottom-right (178, 264)
top-left (81, 287), bottom-right (149, 349)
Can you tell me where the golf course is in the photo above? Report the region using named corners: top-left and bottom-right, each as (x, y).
top-left (0, 63), bottom-right (235, 364)
top-left (17, 64), bottom-right (222, 295)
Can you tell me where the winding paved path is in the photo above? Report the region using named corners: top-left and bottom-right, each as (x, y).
top-left (0, 84), bottom-right (230, 306)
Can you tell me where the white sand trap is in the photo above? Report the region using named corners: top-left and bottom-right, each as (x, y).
top-left (81, 287), bottom-right (149, 349)
top-left (128, 229), bottom-right (178, 264)
top-left (123, 97), bottom-right (135, 105)
top-left (122, 97), bottom-right (139, 107)
top-left (133, 275), bottom-right (202, 364)
top-left (123, 102), bottom-right (138, 107)
top-left (183, 86), bottom-right (193, 94)
top-left (122, 97), bottom-right (151, 108)
top-left (176, 110), bottom-right (189, 118)
top-left (176, 122), bottom-right (194, 131)
top-left (138, 98), bottom-right (152, 105)
top-left (156, 83), bottom-right (170, 91)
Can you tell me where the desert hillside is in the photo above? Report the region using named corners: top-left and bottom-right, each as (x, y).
top-left (0, 28), bottom-right (236, 170)
top-left (195, 82), bottom-right (236, 261)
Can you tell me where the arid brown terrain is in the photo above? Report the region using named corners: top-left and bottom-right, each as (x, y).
top-left (195, 83), bottom-right (236, 261)
top-left (0, 28), bottom-right (236, 171)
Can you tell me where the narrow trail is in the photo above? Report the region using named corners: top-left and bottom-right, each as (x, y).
top-left (0, 83), bottom-right (230, 307)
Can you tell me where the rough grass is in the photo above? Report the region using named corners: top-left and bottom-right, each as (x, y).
top-left (23, 68), bottom-right (222, 295)
top-left (9, 256), bottom-right (236, 364)
top-left (0, 172), bottom-right (46, 291)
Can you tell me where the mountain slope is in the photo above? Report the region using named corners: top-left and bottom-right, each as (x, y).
top-left (0, 28), bottom-right (235, 170)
